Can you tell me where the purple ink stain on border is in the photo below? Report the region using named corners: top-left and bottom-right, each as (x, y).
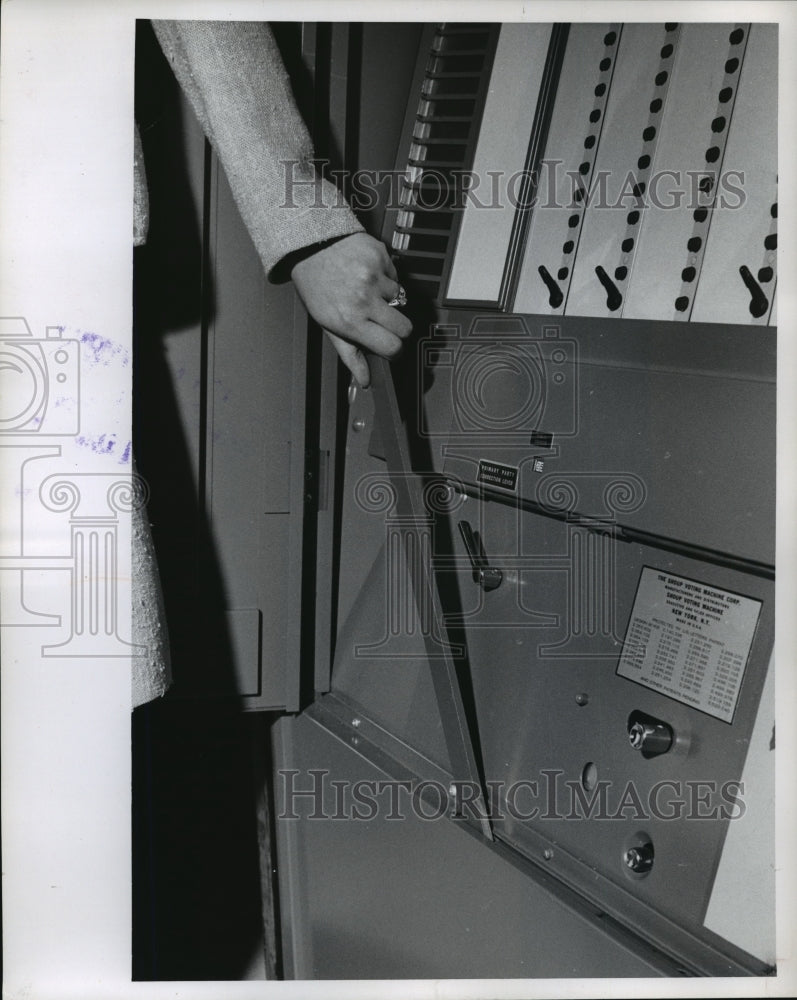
top-left (80, 331), bottom-right (129, 367)
top-left (75, 433), bottom-right (119, 455)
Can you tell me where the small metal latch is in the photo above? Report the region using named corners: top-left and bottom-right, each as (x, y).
top-left (458, 521), bottom-right (502, 591)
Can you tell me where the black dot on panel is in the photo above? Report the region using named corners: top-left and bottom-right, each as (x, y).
top-left (627, 210), bottom-right (640, 225)
top-left (621, 237), bottom-right (634, 253)
top-left (718, 86), bottom-right (733, 103)
top-left (638, 154), bottom-right (651, 170)
top-left (589, 109), bottom-right (602, 124)
top-left (729, 28), bottom-right (745, 45)
top-left (632, 182), bottom-right (646, 197)
top-left (584, 135), bottom-right (596, 149)
top-left (568, 214), bottom-right (580, 228)
top-left (655, 71), bottom-right (669, 86)
top-left (711, 116), bottom-right (727, 133)
top-left (758, 266), bottom-right (774, 283)
top-left (675, 296), bottom-right (690, 312)
top-left (687, 236), bottom-right (703, 253)
top-left (579, 162), bottom-right (591, 175)
top-left (771, 203), bottom-right (778, 218)
top-left (661, 43), bottom-right (674, 58)
top-left (615, 266), bottom-right (628, 281)
top-left (665, 23), bottom-right (678, 31)
top-left (558, 267), bottom-right (570, 280)
top-left (600, 57), bottom-right (612, 72)
top-left (764, 233), bottom-right (777, 250)
top-left (693, 207), bottom-right (708, 222)
top-left (699, 176), bottom-right (714, 193)
top-left (563, 240), bottom-right (575, 254)
top-left (595, 82), bottom-right (606, 97)
top-left (604, 31), bottom-right (617, 45)
top-left (705, 146), bottom-right (720, 163)
top-left (682, 266), bottom-right (696, 282)
top-left (643, 126), bottom-right (656, 142)
top-left (725, 57), bottom-right (740, 74)
top-left (650, 98), bottom-right (663, 113)
top-left (574, 187), bottom-right (585, 203)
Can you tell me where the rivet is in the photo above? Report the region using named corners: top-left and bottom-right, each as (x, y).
top-left (352, 418), bottom-right (366, 432)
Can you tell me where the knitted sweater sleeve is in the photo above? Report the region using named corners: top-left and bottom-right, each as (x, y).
top-left (151, 20), bottom-right (363, 279)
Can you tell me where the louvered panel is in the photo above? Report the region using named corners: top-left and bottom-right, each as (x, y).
top-left (391, 24), bottom-right (498, 303)
top-left (690, 24), bottom-right (777, 326)
top-left (566, 23), bottom-right (680, 317)
top-left (445, 23), bottom-right (552, 305)
top-left (513, 23), bottom-right (619, 314)
top-left (623, 24), bottom-right (749, 320)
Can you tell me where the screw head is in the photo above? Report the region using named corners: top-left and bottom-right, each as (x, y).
top-left (543, 848), bottom-right (554, 861)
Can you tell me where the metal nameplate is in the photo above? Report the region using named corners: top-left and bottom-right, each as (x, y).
top-left (617, 566), bottom-right (762, 723)
top-left (477, 459), bottom-right (518, 492)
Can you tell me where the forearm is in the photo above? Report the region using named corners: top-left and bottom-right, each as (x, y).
top-left (151, 19), bottom-right (363, 278)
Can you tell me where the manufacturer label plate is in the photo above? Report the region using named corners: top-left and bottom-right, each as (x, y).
top-left (617, 567), bottom-right (762, 723)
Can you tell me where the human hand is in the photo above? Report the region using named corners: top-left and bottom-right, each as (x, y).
top-left (290, 232), bottom-right (412, 387)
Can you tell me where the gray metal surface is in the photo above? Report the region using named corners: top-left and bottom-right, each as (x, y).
top-left (273, 711), bottom-right (675, 979)
top-left (446, 24), bottom-right (552, 305)
top-left (445, 500), bottom-right (772, 949)
top-left (439, 311), bottom-right (775, 567)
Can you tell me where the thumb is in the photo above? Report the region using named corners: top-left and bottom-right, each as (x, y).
top-left (325, 331), bottom-right (371, 388)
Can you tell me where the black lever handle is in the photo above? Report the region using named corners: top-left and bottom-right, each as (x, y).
top-left (739, 264), bottom-right (769, 318)
top-left (537, 265), bottom-right (564, 309)
top-left (458, 521), bottom-right (502, 591)
top-left (595, 265), bottom-right (623, 311)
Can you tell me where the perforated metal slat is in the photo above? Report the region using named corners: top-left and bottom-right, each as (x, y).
top-left (565, 24), bottom-right (677, 317)
top-left (623, 24), bottom-right (748, 320)
top-left (513, 24), bottom-right (619, 315)
top-left (690, 24), bottom-right (777, 326)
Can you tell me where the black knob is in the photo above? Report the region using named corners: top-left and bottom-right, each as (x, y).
top-left (739, 264), bottom-right (769, 318)
top-left (537, 265), bottom-right (564, 309)
top-left (629, 719), bottom-right (673, 757)
top-left (595, 265), bottom-right (623, 311)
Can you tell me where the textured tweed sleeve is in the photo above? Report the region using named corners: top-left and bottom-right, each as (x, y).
top-left (152, 20), bottom-right (363, 279)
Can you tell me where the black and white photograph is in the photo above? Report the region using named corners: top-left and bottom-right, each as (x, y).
top-left (1, 2), bottom-right (796, 998)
